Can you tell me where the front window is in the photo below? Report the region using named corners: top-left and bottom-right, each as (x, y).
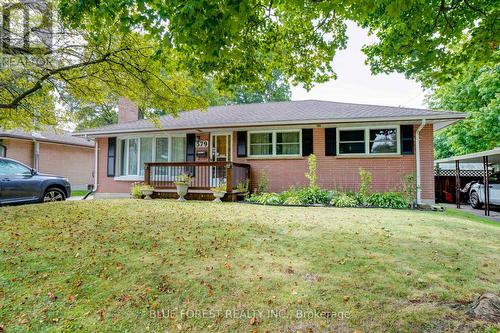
top-left (0, 144), bottom-right (5, 157)
top-left (276, 132), bottom-right (300, 155)
top-left (250, 133), bottom-right (273, 156)
top-left (369, 128), bottom-right (397, 154)
top-left (249, 130), bottom-right (301, 157)
top-left (338, 127), bottom-right (399, 155)
top-left (118, 136), bottom-right (186, 177)
top-left (339, 130), bottom-right (365, 154)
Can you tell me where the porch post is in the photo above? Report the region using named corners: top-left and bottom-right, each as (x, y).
top-left (226, 162), bottom-right (233, 193)
top-left (483, 156), bottom-right (490, 216)
top-left (455, 160), bottom-right (460, 209)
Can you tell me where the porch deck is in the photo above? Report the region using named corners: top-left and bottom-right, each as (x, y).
top-left (144, 161), bottom-right (251, 201)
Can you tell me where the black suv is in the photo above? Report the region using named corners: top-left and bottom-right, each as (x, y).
top-left (0, 157), bottom-right (71, 205)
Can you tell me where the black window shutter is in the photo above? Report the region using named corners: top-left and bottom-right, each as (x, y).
top-left (107, 137), bottom-right (116, 177)
top-left (325, 128), bottom-right (336, 156)
top-left (186, 134), bottom-right (196, 161)
top-left (236, 131), bottom-right (247, 157)
top-left (302, 129), bottom-right (313, 156)
top-left (400, 125), bottom-right (414, 155)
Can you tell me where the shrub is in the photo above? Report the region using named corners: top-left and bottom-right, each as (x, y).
top-left (257, 170), bottom-right (268, 194)
top-left (305, 154), bottom-right (317, 188)
top-left (296, 186), bottom-right (330, 205)
top-left (246, 192), bottom-right (281, 205)
top-left (130, 182), bottom-right (153, 199)
top-left (358, 168), bottom-right (372, 204)
top-left (236, 179), bottom-right (249, 193)
top-left (331, 192), bottom-right (358, 207)
top-left (366, 192), bottom-right (408, 209)
top-left (402, 173), bottom-right (416, 207)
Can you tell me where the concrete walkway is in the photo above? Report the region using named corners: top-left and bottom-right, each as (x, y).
top-left (443, 203), bottom-right (500, 222)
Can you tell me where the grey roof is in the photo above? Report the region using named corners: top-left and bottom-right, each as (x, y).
top-left (0, 127), bottom-right (94, 147)
top-left (77, 100), bottom-right (466, 135)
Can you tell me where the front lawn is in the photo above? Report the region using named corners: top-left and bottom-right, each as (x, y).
top-left (1, 200), bottom-right (499, 332)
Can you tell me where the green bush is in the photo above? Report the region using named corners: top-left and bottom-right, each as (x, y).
top-left (366, 192), bottom-right (408, 209)
top-left (330, 192), bottom-right (358, 207)
top-left (246, 186), bottom-right (334, 206)
top-left (246, 193), bottom-right (281, 205)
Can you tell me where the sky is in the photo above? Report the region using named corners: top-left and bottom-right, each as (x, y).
top-left (291, 22), bottom-right (427, 109)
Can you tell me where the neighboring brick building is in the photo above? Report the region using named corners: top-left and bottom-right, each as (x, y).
top-left (76, 99), bottom-right (465, 204)
top-left (0, 128), bottom-right (95, 190)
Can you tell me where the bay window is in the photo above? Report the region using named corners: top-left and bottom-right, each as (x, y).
top-left (249, 130), bottom-right (301, 157)
top-left (337, 127), bottom-right (399, 155)
top-left (118, 136), bottom-right (186, 177)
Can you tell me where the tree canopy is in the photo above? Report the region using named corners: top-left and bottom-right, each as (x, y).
top-left (1, 0), bottom-right (498, 132)
top-left (429, 65), bottom-right (499, 159)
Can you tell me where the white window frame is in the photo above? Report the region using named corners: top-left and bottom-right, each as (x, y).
top-left (336, 125), bottom-right (400, 156)
top-left (247, 129), bottom-right (302, 158)
top-left (115, 134), bottom-right (186, 180)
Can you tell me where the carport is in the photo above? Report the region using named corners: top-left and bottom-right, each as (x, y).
top-left (435, 147), bottom-right (500, 216)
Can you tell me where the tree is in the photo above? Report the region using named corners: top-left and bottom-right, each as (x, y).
top-left (357, 1), bottom-right (499, 86)
top-left (64, 96), bottom-right (118, 131)
top-left (225, 71), bottom-right (291, 105)
top-left (3, 0), bottom-right (497, 131)
top-left (428, 65), bottom-right (500, 159)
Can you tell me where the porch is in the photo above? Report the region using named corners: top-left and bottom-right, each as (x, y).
top-left (143, 161), bottom-right (251, 201)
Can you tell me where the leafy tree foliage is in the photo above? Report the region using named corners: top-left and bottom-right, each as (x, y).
top-left (428, 65), bottom-right (499, 159)
top-left (357, 0), bottom-right (499, 86)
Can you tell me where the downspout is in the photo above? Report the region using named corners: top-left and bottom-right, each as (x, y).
top-left (415, 119), bottom-right (426, 205)
top-left (93, 139), bottom-right (98, 192)
top-left (33, 140), bottom-right (40, 171)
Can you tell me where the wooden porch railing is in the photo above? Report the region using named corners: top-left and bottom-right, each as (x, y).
top-left (144, 161), bottom-right (251, 192)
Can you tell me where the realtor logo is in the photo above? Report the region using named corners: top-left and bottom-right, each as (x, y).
top-left (0, 0), bottom-right (53, 54)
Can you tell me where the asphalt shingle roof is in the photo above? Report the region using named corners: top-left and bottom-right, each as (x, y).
top-left (0, 127), bottom-right (94, 147)
top-left (77, 100), bottom-right (466, 135)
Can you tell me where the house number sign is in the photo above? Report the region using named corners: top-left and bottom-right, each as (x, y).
top-left (196, 140), bottom-right (209, 148)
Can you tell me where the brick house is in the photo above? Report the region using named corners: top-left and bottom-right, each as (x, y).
top-left (0, 128), bottom-right (95, 190)
top-left (76, 98), bottom-right (465, 204)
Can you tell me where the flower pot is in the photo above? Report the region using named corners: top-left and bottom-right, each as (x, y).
top-left (141, 189), bottom-right (154, 200)
top-left (212, 191), bottom-right (226, 202)
top-left (176, 184), bottom-right (189, 201)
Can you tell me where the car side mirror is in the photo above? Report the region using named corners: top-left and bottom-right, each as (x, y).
top-left (30, 168), bottom-right (37, 175)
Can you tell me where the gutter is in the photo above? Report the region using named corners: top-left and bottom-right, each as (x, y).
top-left (415, 119), bottom-right (426, 205)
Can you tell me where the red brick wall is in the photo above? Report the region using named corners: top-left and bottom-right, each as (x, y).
top-left (233, 124), bottom-right (435, 200)
top-left (96, 137), bottom-right (132, 194)
top-left (96, 124), bottom-right (435, 201)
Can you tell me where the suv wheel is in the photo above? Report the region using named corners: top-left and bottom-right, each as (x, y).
top-left (470, 191), bottom-right (482, 209)
top-left (43, 188), bottom-right (66, 203)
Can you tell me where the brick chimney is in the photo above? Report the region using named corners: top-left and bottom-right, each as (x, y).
top-left (118, 97), bottom-right (139, 123)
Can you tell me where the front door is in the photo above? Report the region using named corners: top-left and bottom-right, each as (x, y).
top-left (210, 134), bottom-right (231, 186)
top-left (211, 134), bottom-right (231, 162)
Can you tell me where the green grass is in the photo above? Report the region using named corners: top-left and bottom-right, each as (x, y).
top-left (1, 200), bottom-right (499, 332)
top-left (70, 190), bottom-right (91, 197)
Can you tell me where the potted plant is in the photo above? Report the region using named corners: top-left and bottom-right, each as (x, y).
top-left (210, 180), bottom-right (227, 202)
top-left (140, 184), bottom-right (155, 200)
top-left (174, 173), bottom-right (192, 201)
